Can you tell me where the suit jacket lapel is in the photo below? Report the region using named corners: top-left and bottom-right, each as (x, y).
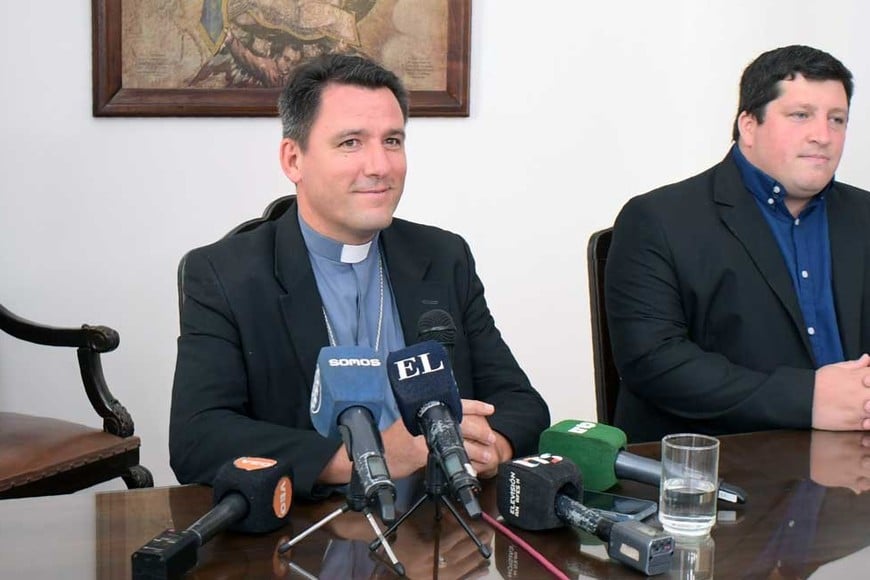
top-left (713, 156), bottom-right (815, 360)
top-left (380, 224), bottom-right (450, 345)
top-left (273, 203), bottom-right (329, 389)
top-left (826, 186), bottom-right (864, 357)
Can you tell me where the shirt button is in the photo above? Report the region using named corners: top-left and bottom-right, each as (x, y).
top-left (773, 186), bottom-right (781, 194)
top-left (801, 270), bottom-right (809, 278)
top-left (767, 198), bottom-right (775, 205)
top-left (808, 327), bottom-right (816, 336)
top-left (794, 218), bottom-right (800, 226)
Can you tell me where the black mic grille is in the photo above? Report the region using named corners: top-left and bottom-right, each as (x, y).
top-left (417, 309), bottom-right (456, 344)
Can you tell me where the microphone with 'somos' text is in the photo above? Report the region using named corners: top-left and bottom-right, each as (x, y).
top-left (310, 345), bottom-right (397, 524)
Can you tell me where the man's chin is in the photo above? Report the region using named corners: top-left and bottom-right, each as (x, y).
top-left (790, 174), bottom-right (835, 197)
top-left (352, 215), bottom-right (395, 239)
top-left (799, 181), bottom-right (834, 197)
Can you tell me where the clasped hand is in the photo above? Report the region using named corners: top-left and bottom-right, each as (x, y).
top-left (380, 399), bottom-right (511, 480)
top-left (812, 353), bottom-right (870, 431)
top-left (320, 398), bottom-right (512, 485)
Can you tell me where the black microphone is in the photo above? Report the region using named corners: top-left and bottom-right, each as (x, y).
top-left (132, 457), bottom-right (292, 579)
top-left (539, 420), bottom-right (747, 503)
top-left (386, 340), bottom-right (482, 518)
top-left (497, 453), bottom-right (674, 576)
top-left (309, 345), bottom-right (396, 523)
top-left (417, 308), bottom-right (456, 363)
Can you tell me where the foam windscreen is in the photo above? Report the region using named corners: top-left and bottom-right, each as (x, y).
top-left (212, 457), bottom-right (293, 534)
top-left (309, 345), bottom-right (387, 439)
top-left (386, 340), bottom-right (463, 436)
top-left (538, 420), bottom-right (627, 491)
top-left (417, 309), bottom-right (456, 345)
top-left (496, 454), bottom-right (582, 531)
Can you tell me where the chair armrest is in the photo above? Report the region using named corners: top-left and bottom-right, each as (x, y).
top-left (78, 349), bottom-right (134, 437)
top-left (1, 303), bottom-right (132, 437)
top-left (0, 304), bottom-right (119, 352)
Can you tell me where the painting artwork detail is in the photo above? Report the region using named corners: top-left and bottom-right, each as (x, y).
top-left (121, 0), bottom-right (448, 91)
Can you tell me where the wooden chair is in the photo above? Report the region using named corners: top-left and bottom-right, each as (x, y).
top-left (0, 304), bottom-right (153, 499)
top-left (587, 227), bottom-right (620, 425)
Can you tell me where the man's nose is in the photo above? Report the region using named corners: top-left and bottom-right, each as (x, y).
top-left (808, 117), bottom-right (834, 145)
top-left (364, 144), bottom-right (391, 176)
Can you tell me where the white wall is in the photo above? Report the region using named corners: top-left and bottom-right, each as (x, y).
top-left (2, 1), bottom-right (869, 491)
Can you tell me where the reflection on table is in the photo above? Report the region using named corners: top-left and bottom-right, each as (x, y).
top-left (0, 429), bottom-right (867, 579)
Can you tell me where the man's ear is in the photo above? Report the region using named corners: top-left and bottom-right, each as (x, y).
top-left (279, 138), bottom-right (303, 184)
top-left (737, 111), bottom-right (757, 148)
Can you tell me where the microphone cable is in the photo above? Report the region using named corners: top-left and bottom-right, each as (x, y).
top-left (481, 512), bottom-right (569, 580)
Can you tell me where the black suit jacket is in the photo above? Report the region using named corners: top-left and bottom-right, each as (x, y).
top-left (170, 202), bottom-right (549, 497)
top-left (606, 154), bottom-right (870, 442)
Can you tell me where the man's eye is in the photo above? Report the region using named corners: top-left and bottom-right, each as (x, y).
top-left (385, 137), bottom-right (403, 147)
top-left (339, 138), bottom-right (360, 148)
top-left (790, 111), bottom-right (810, 120)
top-left (830, 116), bottom-right (847, 126)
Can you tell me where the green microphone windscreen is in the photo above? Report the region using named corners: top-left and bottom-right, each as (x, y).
top-left (538, 420), bottom-right (627, 491)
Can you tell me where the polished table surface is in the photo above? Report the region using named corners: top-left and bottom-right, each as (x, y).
top-left (1, 429), bottom-right (869, 579)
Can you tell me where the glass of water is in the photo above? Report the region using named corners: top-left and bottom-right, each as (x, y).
top-left (659, 433), bottom-right (720, 537)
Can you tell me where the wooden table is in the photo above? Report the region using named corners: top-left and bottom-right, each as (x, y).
top-left (1, 430), bottom-right (868, 578)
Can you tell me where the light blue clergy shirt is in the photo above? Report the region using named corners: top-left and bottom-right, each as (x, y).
top-left (298, 215), bottom-right (403, 429)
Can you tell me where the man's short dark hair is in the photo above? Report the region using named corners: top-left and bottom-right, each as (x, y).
top-left (277, 54), bottom-right (409, 149)
top-left (732, 45), bottom-right (853, 142)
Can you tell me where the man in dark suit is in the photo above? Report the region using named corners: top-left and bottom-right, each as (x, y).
top-left (606, 45), bottom-right (870, 442)
top-left (169, 55), bottom-right (549, 498)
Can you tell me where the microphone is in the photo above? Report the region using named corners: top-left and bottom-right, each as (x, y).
top-left (131, 457), bottom-right (292, 579)
top-left (539, 420), bottom-right (747, 504)
top-left (497, 453), bottom-right (674, 576)
top-left (416, 308), bottom-right (456, 363)
top-left (310, 345), bottom-right (397, 523)
top-left (386, 340), bottom-right (482, 518)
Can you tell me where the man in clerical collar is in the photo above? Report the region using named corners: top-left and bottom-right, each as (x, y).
top-left (169, 54), bottom-right (550, 499)
top-left (605, 45), bottom-right (870, 443)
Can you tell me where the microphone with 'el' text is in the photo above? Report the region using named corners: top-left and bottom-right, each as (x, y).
top-left (539, 420), bottom-right (747, 503)
top-left (386, 340), bottom-right (482, 518)
top-left (497, 453), bottom-right (674, 576)
top-left (310, 345), bottom-right (397, 524)
top-left (132, 457), bottom-right (292, 579)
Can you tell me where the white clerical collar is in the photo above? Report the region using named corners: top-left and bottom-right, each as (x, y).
top-left (298, 214), bottom-right (377, 264)
top-left (340, 241), bottom-right (372, 264)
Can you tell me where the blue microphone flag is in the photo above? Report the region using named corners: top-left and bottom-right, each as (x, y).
top-left (310, 345), bottom-right (387, 439)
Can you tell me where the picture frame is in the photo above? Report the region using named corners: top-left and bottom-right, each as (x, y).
top-left (92, 0), bottom-right (471, 117)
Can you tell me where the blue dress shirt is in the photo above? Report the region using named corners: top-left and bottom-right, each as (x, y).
top-left (732, 145), bottom-right (844, 367)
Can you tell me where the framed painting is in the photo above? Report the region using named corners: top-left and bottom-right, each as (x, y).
top-left (92, 0), bottom-right (471, 117)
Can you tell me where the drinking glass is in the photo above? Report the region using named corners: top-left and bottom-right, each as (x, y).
top-left (659, 433), bottom-right (719, 536)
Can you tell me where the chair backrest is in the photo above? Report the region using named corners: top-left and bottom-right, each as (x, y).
top-left (177, 195), bottom-right (298, 316)
top-left (224, 195), bottom-right (297, 238)
top-left (587, 227), bottom-right (619, 425)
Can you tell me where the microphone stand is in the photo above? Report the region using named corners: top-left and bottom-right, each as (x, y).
top-left (369, 452), bottom-right (492, 559)
top-left (277, 471), bottom-right (406, 577)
